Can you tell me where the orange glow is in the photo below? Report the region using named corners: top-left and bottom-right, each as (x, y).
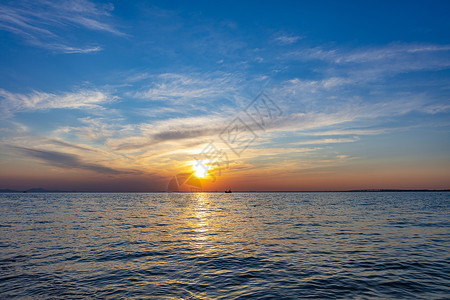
top-left (192, 160), bottom-right (210, 178)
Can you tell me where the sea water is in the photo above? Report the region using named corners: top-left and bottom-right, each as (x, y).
top-left (1, 192), bottom-right (449, 299)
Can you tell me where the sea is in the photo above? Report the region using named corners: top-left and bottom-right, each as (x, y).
top-left (0, 192), bottom-right (449, 299)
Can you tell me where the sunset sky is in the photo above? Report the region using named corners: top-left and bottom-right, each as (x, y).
top-left (1, 0), bottom-right (449, 191)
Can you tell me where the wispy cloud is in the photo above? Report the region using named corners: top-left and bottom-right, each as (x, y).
top-left (337, 44), bottom-right (450, 64)
top-left (38, 44), bottom-right (102, 54)
top-left (293, 137), bottom-right (360, 145)
top-left (12, 146), bottom-right (136, 175)
top-left (47, 139), bottom-right (99, 153)
top-left (132, 72), bottom-right (241, 104)
top-left (0, 0), bottom-right (123, 53)
top-left (302, 129), bottom-right (387, 136)
top-left (106, 115), bottom-right (230, 151)
top-left (53, 116), bottom-right (131, 143)
top-left (274, 33), bottom-right (303, 45)
top-left (104, 97), bottom-right (414, 152)
top-left (285, 43), bottom-right (450, 81)
top-left (422, 104), bottom-right (450, 114)
top-left (0, 89), bottom-right (112, 116)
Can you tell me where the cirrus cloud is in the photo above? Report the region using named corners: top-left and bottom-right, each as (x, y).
top-left (0, 88), bottom-right (113, 117)
top-left (0, 0), bottom-right (124, 53)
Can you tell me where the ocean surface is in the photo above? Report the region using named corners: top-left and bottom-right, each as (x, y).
top-left (0, 192), bottom-right (449, 299)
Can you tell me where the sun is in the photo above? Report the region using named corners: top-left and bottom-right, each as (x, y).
top-left (192, 160), bottom-right (210, 178)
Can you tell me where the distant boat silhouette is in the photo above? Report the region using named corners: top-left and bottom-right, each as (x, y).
top-left (224, 189), bottom-right (232, 193)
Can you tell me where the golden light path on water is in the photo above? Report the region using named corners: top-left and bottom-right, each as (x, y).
top-left (192, 193), bottom-right (210, 246)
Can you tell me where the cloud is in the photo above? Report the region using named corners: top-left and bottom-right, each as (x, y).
top-left (422, 104), bottom-right (450, 114)
top-left (288, 43), bottom-right (450, 63)
top-left (104, 104), bottom-right (374, 152)
top-left (47, 139), bottom-right (98, 152)
top-left (107, 115), bottom-right (230, 150)
top-left (286, 43), bottom-right (450, 77)
top-left (337, 44), bottom-right (450, 64)
top-left (274, 33), bottom-right (303, 45)
top-left (12, 146), bottom-right (136, 175)
top-left (132, 72), bottom-right (240, 104)
top-left (53, 117), bottom-right (134, 143)
top-left (0, 89), bottom-right (112, 116)
top-left (303, 129), bottom-right (387, 136)
top-left (38, 44), bottom-right (102, 54)
top-left (293, 137), bottom-right (360, 145)
top-left (102, 90), bottom-right (433, 153)
top-left (0, 0), bottom-right (124, 53)
top-left (0, 119), bottom-right (28, 136)
top-left (273, 73), bottom-right (445, 117)
top-left (279, 77), bottom-right (355, 95)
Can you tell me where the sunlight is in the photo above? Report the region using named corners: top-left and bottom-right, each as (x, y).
top-left (192, 160), bottom-right (211, 178)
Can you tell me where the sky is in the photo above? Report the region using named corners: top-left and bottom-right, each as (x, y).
top-left (0, 0), bottom-right (449, 192)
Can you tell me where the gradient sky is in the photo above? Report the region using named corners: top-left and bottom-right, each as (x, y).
top-left (0, 0), bottom-right (449, 191)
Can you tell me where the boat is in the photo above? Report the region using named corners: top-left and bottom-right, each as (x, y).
top-left (224, 189), bottom-right (232, 193)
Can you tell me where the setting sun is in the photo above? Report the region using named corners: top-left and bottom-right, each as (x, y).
top-left (192, 160), bottom-right (210, 178)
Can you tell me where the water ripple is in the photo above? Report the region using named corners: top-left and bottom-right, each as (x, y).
top-left (0, 192), bottom-right (449, 299)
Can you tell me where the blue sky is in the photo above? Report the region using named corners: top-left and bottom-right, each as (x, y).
top-left (0, 0), bottom-right (449, 191)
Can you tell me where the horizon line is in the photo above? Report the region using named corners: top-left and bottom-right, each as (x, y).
top-left (1, 188), bottom-right (450, 193)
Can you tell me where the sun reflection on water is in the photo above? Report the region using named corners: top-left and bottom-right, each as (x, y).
top-left (191, 193), bottom-right (210, 246)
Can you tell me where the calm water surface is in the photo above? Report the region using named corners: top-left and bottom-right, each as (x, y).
top-left (0, 192), bottom-right (449, 299)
